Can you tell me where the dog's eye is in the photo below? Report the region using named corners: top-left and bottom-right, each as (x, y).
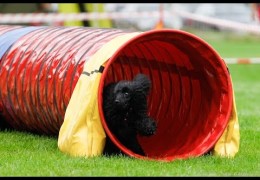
top-left (122, 87), bottom-right (129, 97)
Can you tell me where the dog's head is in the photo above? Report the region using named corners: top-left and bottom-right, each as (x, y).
top-left (113, 74), bottom-right (151, 110)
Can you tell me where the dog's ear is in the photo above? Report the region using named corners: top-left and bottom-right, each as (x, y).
top-left (133, 74), bottom-right (151, 95)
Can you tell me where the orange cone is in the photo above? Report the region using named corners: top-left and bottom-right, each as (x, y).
top-left (154, 4), bottom-right (164, 29)
top-left (154, 19), bottom-right (164, 29)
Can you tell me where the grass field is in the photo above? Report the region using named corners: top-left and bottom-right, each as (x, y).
top-left (190, 29), bottom-right (260, 58)
top-left (0, 30), bottom-right (260, 177)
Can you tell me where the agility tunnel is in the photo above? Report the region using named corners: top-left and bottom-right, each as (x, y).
top-left (0, 25), bottom-right (239, 161)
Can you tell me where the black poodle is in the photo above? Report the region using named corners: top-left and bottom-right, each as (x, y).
top-left (102, 73), bottom-right (157, 156)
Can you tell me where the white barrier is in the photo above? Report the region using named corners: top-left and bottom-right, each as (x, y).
top-left (172, 9), bottom-right (260, 35)
top-left (223, 58), bottom-right (260, 64)
top-left (0, 10), bottom-right (260, 35)
top-left (0, 12), bottom-right (160, 23)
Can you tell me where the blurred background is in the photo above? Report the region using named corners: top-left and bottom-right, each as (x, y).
top-left (0, 3), bottom-right (259, 60)
top-left (0, 3), bottom-right (259, 30)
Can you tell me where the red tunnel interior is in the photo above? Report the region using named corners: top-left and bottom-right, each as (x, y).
top-left (98, 29), bottom-right (233, 161)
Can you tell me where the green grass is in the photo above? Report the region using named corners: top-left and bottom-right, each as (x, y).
top-left (187, 29), bottom-right (260, 58)
top-left (0, 31), bottom-right (260, 176)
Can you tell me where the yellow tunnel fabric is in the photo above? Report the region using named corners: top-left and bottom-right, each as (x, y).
top-left (58, 32), bottom-right (141, 157)
top-left (213, 85), bottom-right (240, 158)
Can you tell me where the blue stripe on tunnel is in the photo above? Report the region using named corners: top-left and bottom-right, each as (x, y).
top-left (0, 26), bottom-right (45, 59)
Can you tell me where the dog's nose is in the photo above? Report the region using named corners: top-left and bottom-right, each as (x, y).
top-left (115, 99), bottom-right (120, 104)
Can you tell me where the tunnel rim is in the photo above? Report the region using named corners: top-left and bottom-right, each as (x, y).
top-left (97, 28), bottom-right (233, 161)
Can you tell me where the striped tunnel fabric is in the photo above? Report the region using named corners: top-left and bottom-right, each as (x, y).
top-left (0, 26), bottom-right (127, 135)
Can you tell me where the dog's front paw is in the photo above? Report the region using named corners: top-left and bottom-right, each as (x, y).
top-left (136, 117), bottom-right (157, 136)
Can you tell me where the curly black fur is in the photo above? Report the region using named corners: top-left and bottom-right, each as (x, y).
top-left (102, 73), bottom-right (157, 156)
